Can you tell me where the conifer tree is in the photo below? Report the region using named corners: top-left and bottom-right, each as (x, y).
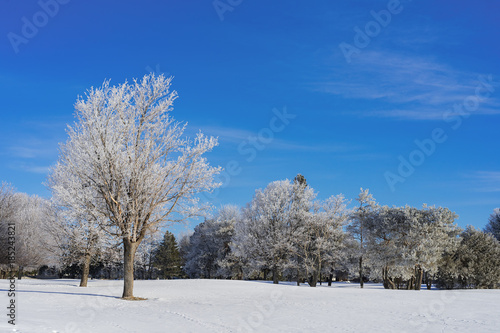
top-left (153, 231), bottom-right (182, 279)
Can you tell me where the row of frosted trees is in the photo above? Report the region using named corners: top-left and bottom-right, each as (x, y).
top-left (0, 181), bottom-right (185, 283)
top-left (181, 175), bottom-right (500, 290)
top-left (1, 176), bottom-right (499, 290)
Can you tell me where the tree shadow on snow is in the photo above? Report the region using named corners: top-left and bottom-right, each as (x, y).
top-left (0, 288), bottom-right (120, 299)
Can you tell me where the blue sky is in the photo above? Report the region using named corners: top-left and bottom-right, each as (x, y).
top-left (1, 0), bottom-right (499, 235)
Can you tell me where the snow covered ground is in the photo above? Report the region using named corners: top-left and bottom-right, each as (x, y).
top-left (1, 278), bottom-right (499, 333)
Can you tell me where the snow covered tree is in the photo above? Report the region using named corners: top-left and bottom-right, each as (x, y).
top-left (134, 232), bottom-right (161, 279)
top-left (49, 150), bottom-right (116, 287)
top-left (153, 231), bottom-right (182, 279)
top-left (0, 182), bottom-right (15, 221)
top-left (436, 226), bottom-right (500, 289)
top-left (48, 73), bottom-right (221, 298)
top-left (232, 179), bottom-right (309, 284)
top-left (184, 220), bottom-right (220, 278)
top-left (296, 194), bottom-right (350, 287)
top-left (177, 232), bottom-right (191, 275)
top-left (367, 205), bottom-right (460, 290)
top-left (346, 188), bottom-right (377, 288)
top-left (209, 205), bottom-right (242, 279)
top-left (484, 208), bottom-right (500, 241)
top-left (0, 182), bottom-right (16, 269)
top-left (287, 174), bottom-right (313, 286)
top-left (61, 217), bottom-right (106, 286)
top-left (184, 205), bottom-right (240, 278)
top-left (2, 193), bottom-right (56, 278)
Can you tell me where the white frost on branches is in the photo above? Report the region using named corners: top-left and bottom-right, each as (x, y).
top-left (48, 73), bottom-right (221, 297)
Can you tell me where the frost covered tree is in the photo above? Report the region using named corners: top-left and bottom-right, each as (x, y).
top-left (287, 174), bottom-right (313, 286)
top-left (0, 182), bottom-right (16, 269)
top-left (210, 205), bottom-right (242, 279)
top-left (367, 205), bottom-right (460, 290)
top-left (436, 226), bottom-right (500, 289)
top-left (296, 195), bottom-right (349, 287)
top-left (1, 193), bottom-right (56, 277)
top-left (177, 232), bottom-right (191, 274)
top-left (0, 182), bottom-right (15, 221)
top-left (49, 162), bottom-right (110, 287)
top-left (1, 185), bottom-right (64, 278)
top-left (346, 188), bottom-right (377, 288)
top-left (134, 232), bottom-right (161, 280)
top-left (48, 73), bottom-right (221, 298)
top-left (232, 179), bottom-right (306, 284)
top-left (59, 216), bottom-right (107, 286)
top-left (184, 205), bottom-right (240, 278)
top-left (184, 219), bottom-right (220, 278)
top-left (484, 208), bottom-right (500, 241)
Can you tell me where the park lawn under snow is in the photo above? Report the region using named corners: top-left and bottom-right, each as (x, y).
top-left (1, 279), bottom-right (499, 333)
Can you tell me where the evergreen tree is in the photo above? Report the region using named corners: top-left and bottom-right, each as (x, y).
top-left (153, 231), bottom-right (182, 279)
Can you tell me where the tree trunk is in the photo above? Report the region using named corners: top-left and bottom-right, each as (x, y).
top-left (272, 267), bottom-right (279, 284)
top-left (425, 271), bottom-right (432, 290)
top-left (359, 257), bottom-right (363, 288)
top-left (414, 265), bottom-right (423, 291)
top-left (407, 276), bottom-right (414, 290)
top-left (327, 272), bottom-right (333, 287)
top-left (296, 268), bottom-right (300, 286)
top-left (308, 271), bottom-right (318, 287)
top-left (122, 239), bottom-right (138, 298)
top-left (80, 251), bottom-right (91, 287)
top-left (382, 266), bottom-right (396, 289)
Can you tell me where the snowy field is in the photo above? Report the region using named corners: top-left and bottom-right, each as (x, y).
top-left (1, 279), bottom-right (499, 333)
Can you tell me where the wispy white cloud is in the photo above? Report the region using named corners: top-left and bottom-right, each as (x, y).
top-left (9, 146), bottom-right (55, 159)
top-left (313, 51), bottom-right (499, 120)
top-left (191, 125), bottom-right (253, 144)
top-left (22, 165), bottom-right (51, 174)
top-left (192, 124), bottom-right (361, 153)
top-left (7, 161), bottom-right (51, 175)
top-left (466, 171), bottom-right (500, 192)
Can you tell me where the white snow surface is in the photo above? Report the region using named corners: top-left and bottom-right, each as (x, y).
top-left (1, 278), bottom-right (499, 332)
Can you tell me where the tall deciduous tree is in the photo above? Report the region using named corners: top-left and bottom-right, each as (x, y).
top-left (297, 195), bottom-right (350, 287)
top-left (183, 206), bottom-right (240, 279)
top-left (288, 174), bottom-right (310, 286)
top-left (62, 216), bottom-right (104, 286)
top-left (437, 226), bottom-right (500, 289)
top-left (0, 182), bottom-right (16, 269)
top-left (232, 179), bottom-right (314, 284)
top-left (367, 205), bottom-right (460, 290)
top-left (347, 188), bottom-right (377, 288)
top-left (2, 193), bottom-right (56, 277)
top-left (49, 164), bottom-right (110, 287)
top-left (49, 73), bottom-right (221, 298)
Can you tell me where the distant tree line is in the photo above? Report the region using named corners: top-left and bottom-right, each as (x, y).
top-left (179, 175), bottom-right (500, 290)
top-left (1, 175), bottom-right (500, 290)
